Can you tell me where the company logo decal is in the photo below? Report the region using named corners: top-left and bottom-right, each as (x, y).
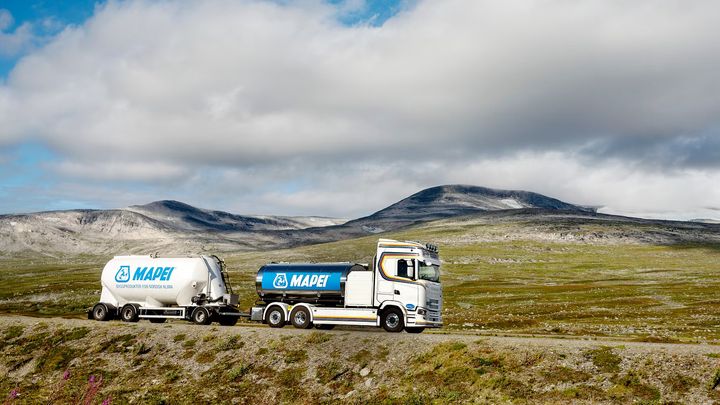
top-left (132, 266), bottom-right (175, 281)
top-left (273, 273), bottom-right (288, 288)
top-left (406, 303), bottom-right (416, 310)
top-left (289, 274), bottom-right (330, 288)
top-left (263, 271), bottom-right (340, 290)
top-left (115, 266), bottom-right (131, 283)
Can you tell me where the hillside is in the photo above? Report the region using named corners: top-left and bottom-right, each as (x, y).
top-left (1, 316), bottom-right (719, 404)
top-left (0, 185), bottom-right (592, 256)
top-left (127, 200), bottom-right (347, 232)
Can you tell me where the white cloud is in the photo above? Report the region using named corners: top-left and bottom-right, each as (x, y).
top-left (1, 0), bottom-right (719, 219)
top-left (0, 9), bottom-right (36, 58)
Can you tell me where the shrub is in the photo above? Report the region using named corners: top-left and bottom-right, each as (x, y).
top-left (228, 363), bottom-right (252, 381)
top-left (284, 349), bottom-right (308, 364)
top-left (306, 331), bottom-right (331, 344)
top-left (585, 346), bottom-right (621, 373)
top-left (217, 335), bottom-right (244, 351)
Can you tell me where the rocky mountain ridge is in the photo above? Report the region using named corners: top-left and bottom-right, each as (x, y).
top-left (4, 184), bottom-right (711, 257)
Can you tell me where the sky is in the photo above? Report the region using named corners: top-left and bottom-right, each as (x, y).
top-left (0, 0), bottom-right (719, 220)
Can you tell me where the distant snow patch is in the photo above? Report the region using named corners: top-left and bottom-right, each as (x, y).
top-left (500, 198), bottom-right (523, 209)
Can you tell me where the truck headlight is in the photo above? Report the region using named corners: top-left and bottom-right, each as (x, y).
top-left (417, 308), bottom-right (427, 316)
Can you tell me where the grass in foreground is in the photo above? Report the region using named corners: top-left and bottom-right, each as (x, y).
top-left (2, 319), bottom-right (720, 404)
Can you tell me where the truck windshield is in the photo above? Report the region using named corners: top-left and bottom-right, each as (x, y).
top-left (418, 262), bottom-right (440, 282)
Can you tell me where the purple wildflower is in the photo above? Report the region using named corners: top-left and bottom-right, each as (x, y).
top-left (102, 396), bottom-right (112, 405)
top-left (89, 375), bottom-right (95, 384)
top-left (10, 389), bottom-right (18, 399)
top-left (63, 370), bottom-right (71, 380)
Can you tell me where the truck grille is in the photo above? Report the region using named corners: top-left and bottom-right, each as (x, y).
top-left (427, 298), bottom-right (440, 311)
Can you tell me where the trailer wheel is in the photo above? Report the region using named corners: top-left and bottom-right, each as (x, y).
top-left (120, 304), bottom-right (139, 323)
top-left (290, 306), bottom-right (312, 329)
top-left (405, 327), bottom-right (424, 334)
top-left (92, 303), bottom-right (110, 321)
top-left (265, 306), bottom-right (285, 328)
top-left (191, 307), bottom-right (212, 325)
top-left (381, 307), bottom-right (404, 333)
top-left (314, 324), bottom-right (335, 330)
top-left (149, 318), bottom-right (166, 324)
top-left (219, 316), bottom-right (239, 326)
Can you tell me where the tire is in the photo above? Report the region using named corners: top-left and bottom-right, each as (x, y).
top-left (149, 318), bottom-right (166, 324)
top-left (381, 307), bottom-right (404, 333)
top-left (265, 306), bottom-right (285, 328)
top-left (219, 316), bottom-right (239, 326)
top-left (191, 307), bottom-right (212, 325)
top-left (314, 324), bottom-right (335, 330)
top-left (120, 304), bottom-right (139, 323)
top-left (405, 327), bottom-right (424, 334)
top-left (92, 303), bottom-right (110, 321)
top-left (290, 306), bottom-right (312, 329)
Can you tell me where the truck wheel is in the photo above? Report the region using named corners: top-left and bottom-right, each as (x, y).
top-left (219, 316), bottom-right (239, 326)
top-left (381, 307), bottom-right (404, 333)
top-left (120, 304), bottom-right (139, 322)
top-left (315, 324), bottom-right (335, 330)
top-left (191, 307), bottom-right (212, 325)
top-left (290, 306), bottom-right (312, 329)
top-left (405, 327), bottom-right (424, 334)
top-left (92, 303), bottom-right (110, 321)
top-left (265, 306), bottom-right (285, 328)
top-left (149, 318), bottom-right (166, 324)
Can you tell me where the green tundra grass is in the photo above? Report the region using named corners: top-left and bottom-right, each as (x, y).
top-left (1, 217), bottom-right (719, 342)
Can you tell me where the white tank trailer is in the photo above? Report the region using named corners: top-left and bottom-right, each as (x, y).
top-left (89, 255), bottom-right (241, 325)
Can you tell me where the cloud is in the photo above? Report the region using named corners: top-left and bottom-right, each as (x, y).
top-left (0, 0), bottom-right (719, 218)
top-left (0, 9), bottom-right (66, 60)
top-left (0, 10), bottom-right (35, 58)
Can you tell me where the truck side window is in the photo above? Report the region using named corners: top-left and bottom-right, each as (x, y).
top-left (397, 259), bottom-right (415, 279)
top-left (397, 259), bottom-right (408, 278)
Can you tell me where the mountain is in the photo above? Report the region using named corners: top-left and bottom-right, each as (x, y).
top-left (6, 184), bottom-right (713, 257)
top-left (341, 185), bottom-right (591, 233)
top-left (127, 200), bottom-right (346, 232)
top-left (0, 202), bottom-right (346, 256)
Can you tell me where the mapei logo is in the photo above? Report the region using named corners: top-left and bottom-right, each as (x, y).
top-left (273, 273), bottom-right (288, 289)
top-left (115, 265), bottom-right (131, 283)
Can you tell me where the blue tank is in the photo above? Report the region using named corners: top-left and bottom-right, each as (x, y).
top-left (256, 263), bottom-right (367, 304)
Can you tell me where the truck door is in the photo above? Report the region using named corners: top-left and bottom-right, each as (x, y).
top-left (394, 259), bottom-right (419, 309)
top-left (375, 256), bottom-right (418, 308)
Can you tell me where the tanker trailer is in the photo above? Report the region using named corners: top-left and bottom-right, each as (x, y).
top-left (250, 238), bottom-right (444, 333)
top-left (256, 263), bottom-right (368, 305)
top-left (89, 255), bottom-right (240, 326)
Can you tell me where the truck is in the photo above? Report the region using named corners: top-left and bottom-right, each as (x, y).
top-left (89, 238), bottom-right (443, 333)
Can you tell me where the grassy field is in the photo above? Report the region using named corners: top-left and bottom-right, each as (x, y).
top-left (1, 216), bottom-right (719, 342)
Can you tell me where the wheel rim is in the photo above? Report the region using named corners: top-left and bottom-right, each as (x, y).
top-left (294, 311), bottom-right (307, 325)
top-left (123, 308), bottom-right (133, 320)
top-left (196, 310), bottom-right (206, 323)
top-left (94, 306), bottom-right (105, 318)
top-left (386, 313), bottom-right (400, 329)
top-left (269, 310), bottom-right (282, 325)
